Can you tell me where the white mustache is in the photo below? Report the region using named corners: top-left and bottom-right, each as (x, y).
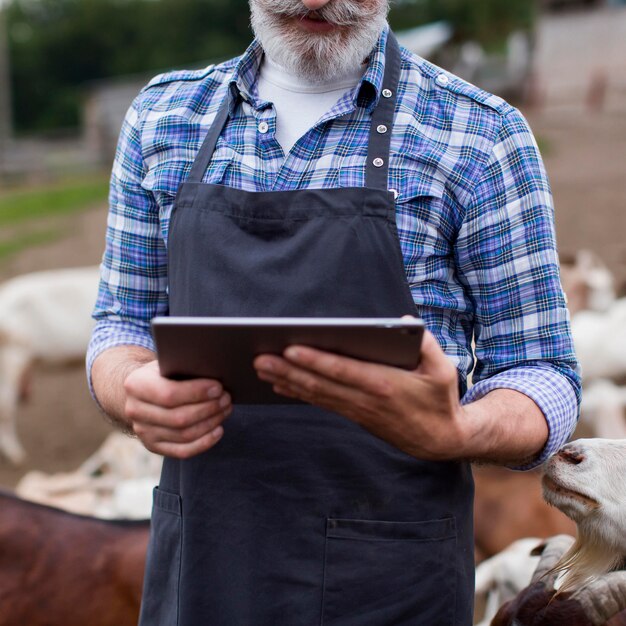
top-left (254, 0), bottom-right (386, 27)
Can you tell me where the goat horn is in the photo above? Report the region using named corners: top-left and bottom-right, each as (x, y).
top-left (530, 534), bottom-right (576, 586)
top-left (570, 571), bottom-right (626, 625)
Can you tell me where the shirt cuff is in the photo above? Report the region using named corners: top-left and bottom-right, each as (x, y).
top-left (461, 364), bottom-right (579, 470)
top-left (86, 319), bottom-right (156, 403)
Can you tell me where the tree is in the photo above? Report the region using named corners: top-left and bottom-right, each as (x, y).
top-left (6, 0), bottom-right (253, 132)
top-left (0, 7), bottom-right (12, 152)
top-left (5, 0), bottom-right (537, 134)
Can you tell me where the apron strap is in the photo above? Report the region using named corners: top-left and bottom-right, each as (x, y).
top-left (187, 31), bottom-right (402, 190)
top-left (365, 31), bottom-right (402, 192)
top-left (186, 88), bottom-right (233, 184)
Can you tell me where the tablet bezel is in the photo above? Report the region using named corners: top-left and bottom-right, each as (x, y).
top-left (151, 317), bottom-right (424, 404)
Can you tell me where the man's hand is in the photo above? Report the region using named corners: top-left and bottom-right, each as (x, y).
top-left (91, 346), bottom-right (232, 459)
top-left (254, 330), bottom-right (468, 461)
top-left (123, 361), bottom-right (232, 458)
top-left (254, 330), bottom-right (550, 464)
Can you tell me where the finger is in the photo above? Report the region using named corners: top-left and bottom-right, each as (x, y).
top-left (147, 426), bottom-right (225, 459)
top-left (134, 411), bottom-right (230, 445)
top-left (257, 347), bottom-right (395, 397)
top-left (126, 394), bottom-right (232, 429)
top-left (271, 377), bottom-right (359, 416)
top-left (256, 357), bottom-right (371, 410)
top-left (125, 363), bottom-right (224, 408)
top-left (416, 331), bottom-right (456, 380)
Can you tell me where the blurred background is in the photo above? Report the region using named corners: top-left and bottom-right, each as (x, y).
top-left (0, 0), bottom-right (625, 562)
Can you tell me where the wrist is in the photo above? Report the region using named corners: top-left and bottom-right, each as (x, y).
top-left (454, 401), bottom-right (497, 462)
top-left (92, 346), bottom-right (155, 430)
top-left (458, 389), bottom-right (549, 465)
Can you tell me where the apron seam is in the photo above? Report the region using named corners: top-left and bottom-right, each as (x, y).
top-left (319, 519), bottom-right (330, 626)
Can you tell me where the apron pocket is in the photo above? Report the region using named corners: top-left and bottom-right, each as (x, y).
top-left (138, 487), bottom-right (182, 626)
top-left (321, 517), bottom-right (457, 626)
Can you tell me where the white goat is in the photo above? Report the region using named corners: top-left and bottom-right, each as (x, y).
top-left (0, 266), bottom-right (100, 464)
top-left (474, 537), bottom-right (542, 626)
top-left (558, 251), bottom-right (626, 439)
top-left (580, 378), bottom-right (626, 439)
top-left (16, 431), bottom-right (162, 519)
top-left (571, 298), bottom-right (626, 383)
top-left (542, 438), bottom-right (626, 593)
top-left (559, 249), bottom-right (626, 384)
top-left (490, 441), bottom-right (626, 625)
top-left (560, 249), bottom-right (615, 316)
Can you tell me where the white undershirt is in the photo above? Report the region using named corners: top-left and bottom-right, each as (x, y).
top-left (256, 56), bottom-right (366, 154)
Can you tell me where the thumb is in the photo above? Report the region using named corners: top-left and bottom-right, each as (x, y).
top-left (417, 330), bottom-right (456, 379)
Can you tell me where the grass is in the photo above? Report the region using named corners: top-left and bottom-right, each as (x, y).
top-left (0, 229), bottom-right (61, 262)
top-left (0, 175), bottom-right (109, 227)
top-left (0, 174), bottom-right (109, 262)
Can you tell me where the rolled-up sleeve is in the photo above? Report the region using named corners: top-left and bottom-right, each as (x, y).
top-left (86, 94), bottom-right (169, 393)
top-left (456, 108), bottom-right (581, 469)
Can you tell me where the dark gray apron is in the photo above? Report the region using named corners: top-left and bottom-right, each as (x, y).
top-left (139, 34), bottom-right (474, 626)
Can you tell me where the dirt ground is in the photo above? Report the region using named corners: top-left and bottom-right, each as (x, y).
top-left (0, 7), bottom-right (624, 489)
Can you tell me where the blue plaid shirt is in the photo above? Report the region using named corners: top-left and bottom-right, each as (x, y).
top-left (89, 26), bottom-right (581, 468)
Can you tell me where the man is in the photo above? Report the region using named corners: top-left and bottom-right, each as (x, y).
top-left (88, 0), bottom-right (581, 624)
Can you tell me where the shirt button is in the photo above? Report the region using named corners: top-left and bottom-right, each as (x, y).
top-left (258, 121), bottom-right (269, 134)
top-left (382, 89), bottom-right (393, 98)
top-left (389, 188), bottom-right (399, 200)
top-left (436, 74), bottom-right (449, 87)
top-left (373, 158), bottom-right (384, 168)
top-left (376, 124), bottom-right (388, 134)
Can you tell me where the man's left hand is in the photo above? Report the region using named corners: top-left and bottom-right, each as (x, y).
top-left (254, 330), bottom-right (470, 461)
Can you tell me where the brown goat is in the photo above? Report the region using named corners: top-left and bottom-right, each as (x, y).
top-left (492, 535), bottom-right (626, 626)
top-left (0, 490), bottom-right (149, 626)
top-left (492, 580), bottom-right (626, 626)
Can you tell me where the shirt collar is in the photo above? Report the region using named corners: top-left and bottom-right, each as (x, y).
top-left (228, 39), bottom-right (265, 111)
top-left (357, 23), bottom-right (389, 113)
top-left (228, 23), bottom-right (391, 114)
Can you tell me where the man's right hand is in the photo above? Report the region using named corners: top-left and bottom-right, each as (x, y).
top-left (123, 360), bottom-right (232, 458)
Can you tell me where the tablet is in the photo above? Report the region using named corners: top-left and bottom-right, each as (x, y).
top-left (151, 317), bottom-right (424, 404)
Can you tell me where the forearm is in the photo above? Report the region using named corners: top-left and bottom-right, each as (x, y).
top-left (460, 388), bottom-right (548, 466)
top-left (91, 345), bottom-right (156, 431)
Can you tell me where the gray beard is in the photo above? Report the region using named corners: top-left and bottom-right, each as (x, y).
top-left (250, 1), bottom-right (388, 84)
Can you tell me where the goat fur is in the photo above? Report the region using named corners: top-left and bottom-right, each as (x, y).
top-left (543, 439), bottom-right (626, 594)
top-left (0, 266), bottom-right (100, 464)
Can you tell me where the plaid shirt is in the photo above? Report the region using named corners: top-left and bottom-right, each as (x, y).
top-left (89, 26), bottom-right (581, 468)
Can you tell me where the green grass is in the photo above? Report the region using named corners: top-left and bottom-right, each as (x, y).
top-left (0, 176), bottom-right (109, 227)
top-left (0, 229), bottom-right (61, 262)
top-left (0, 175), bottom-right (109, 262)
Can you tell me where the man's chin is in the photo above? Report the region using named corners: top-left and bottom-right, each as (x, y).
top-left (260, 31), bottom-right (350, 81)
top-left (254, 9), bottom-right (385, 82)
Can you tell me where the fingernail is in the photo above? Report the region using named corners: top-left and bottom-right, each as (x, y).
top-left (285, 347), bottom-right (300, 360)
top-left (219, 395), bottom-right (230, 409)
top-left (257, 359), bottom-right (273, 372)
top-left (207, 386), bottom-right (221, 399)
